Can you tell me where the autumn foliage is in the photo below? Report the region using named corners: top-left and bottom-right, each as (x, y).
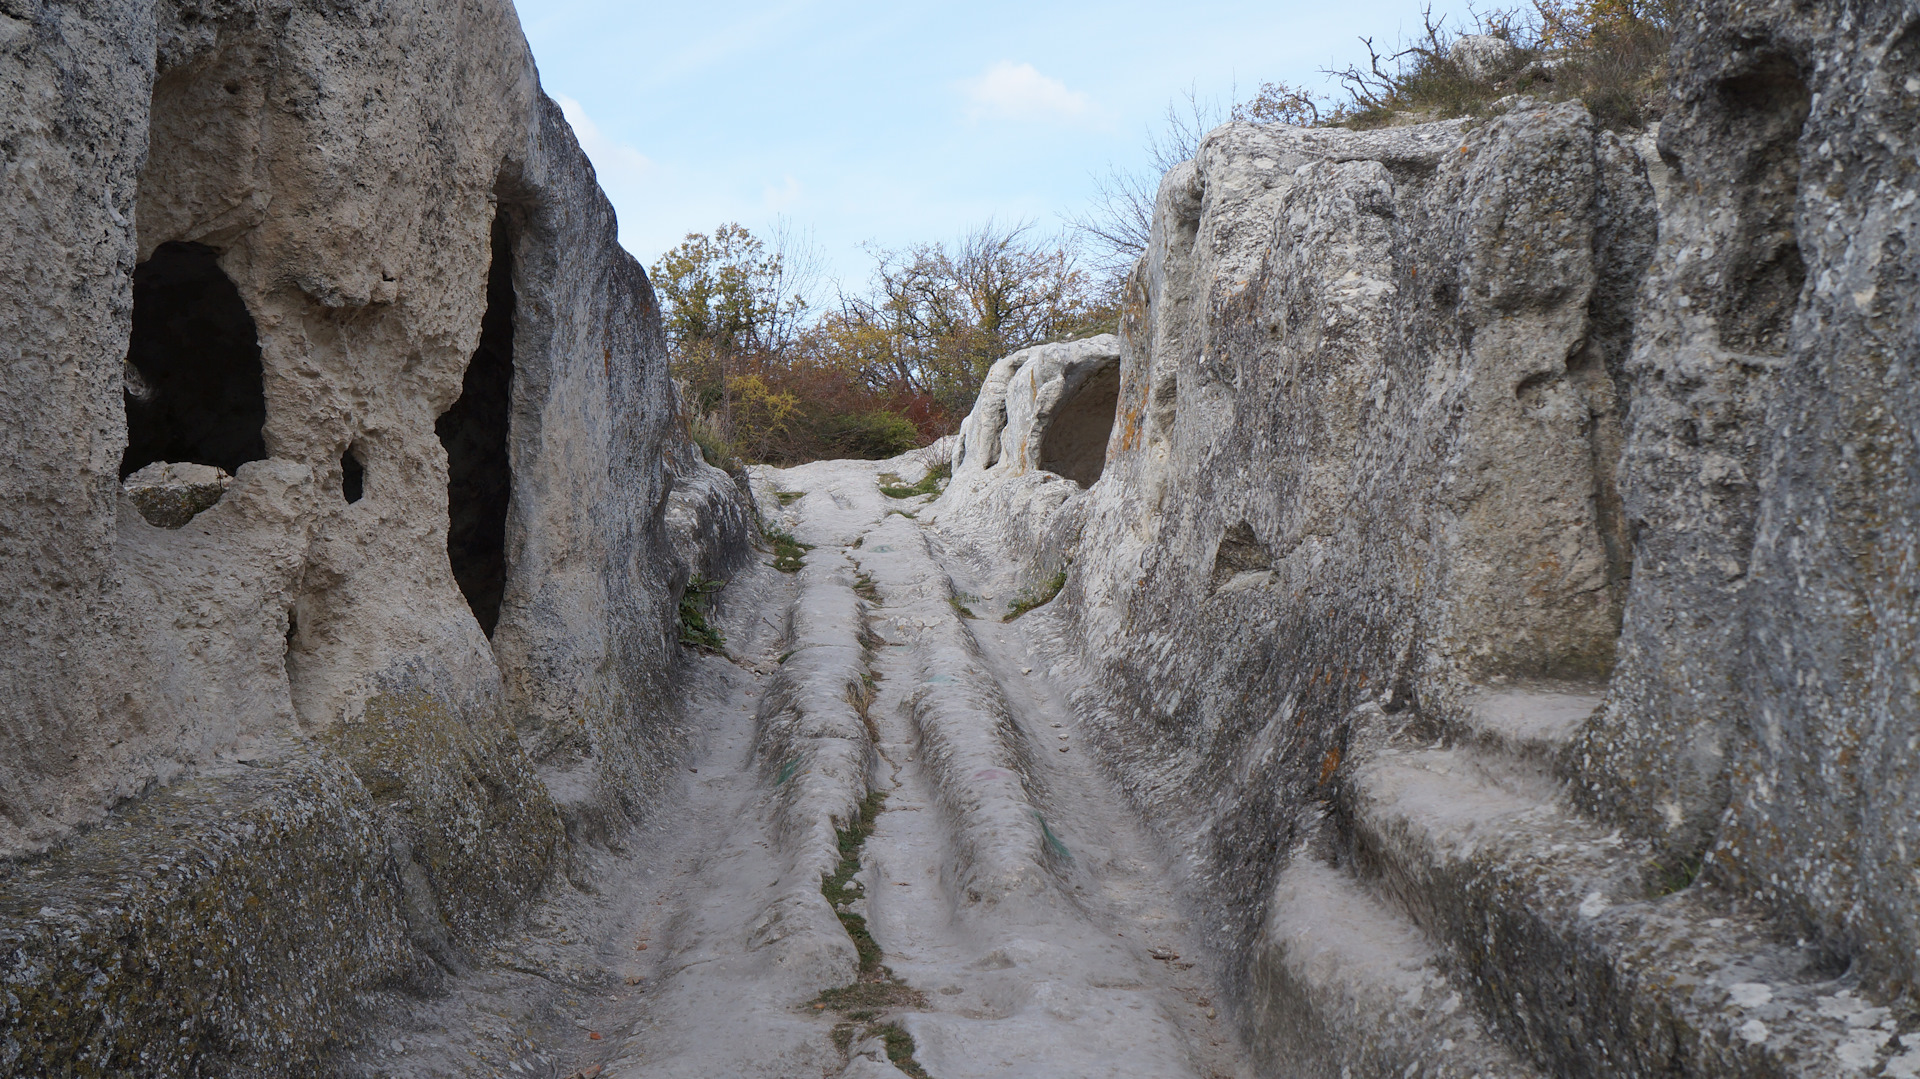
top-left (652, 221), bottom-right (1116, 468)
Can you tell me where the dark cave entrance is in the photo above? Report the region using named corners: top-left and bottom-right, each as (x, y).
top-left (120, 242), bottom-right (268, 479)
top-left (1037, 360), bottom-right (1121, 487)
top-left (437, 218), bottom-right (517, 639)
top-left (340, 445), bottom-right (366, 504)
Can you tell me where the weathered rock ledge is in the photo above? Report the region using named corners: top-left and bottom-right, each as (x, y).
top-left (933, 2), bottom-right (1920, 1074)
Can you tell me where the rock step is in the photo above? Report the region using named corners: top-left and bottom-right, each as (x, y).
top-left (1446, 685), bottom-right (1602, 774)
top-left (1339, 689), bottom-right (1909, 1079)
top-left (1247, 854), bottom-right (1545, 1079)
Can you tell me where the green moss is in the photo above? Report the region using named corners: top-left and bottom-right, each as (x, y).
top-left (821, 789), bottom-right (889, 973)
top-left (1034, 812), bottom-right (1073, 863)
top-left (874, 1022), bottom-right (931, 1078)
top-left (811, 980), bottom-right (927, 1013)
top-left (803, 786), bottom-right (930, 1079)
top-left (333, 688), bottom-right (563, 945)
top-left (678, 574), bottom-right (727, 652)
top-left (878, 462), bottom-right (950, 499)
top-left (0, 753), bottom-right (430, 1078)
top-left (1648, 850), bottom-right (1706, 897)
top-left (1003, 570), bottom-right (1067, 621)
top-left (763, 521), bottom-right (813, 573)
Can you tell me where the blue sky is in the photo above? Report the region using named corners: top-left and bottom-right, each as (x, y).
top-left (513, 0), bottom-right (1476, 287)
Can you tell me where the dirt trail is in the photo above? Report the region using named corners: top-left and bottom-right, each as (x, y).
top-left (346, 456), bottom-right (1254, 1079)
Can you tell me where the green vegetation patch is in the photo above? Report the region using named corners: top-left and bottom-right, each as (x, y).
top-left (690, 415), bottom-right (742, 472)
top-left (763, 521), bottom-right (813, 573)
top-left (808, 788), bottom-right (932, 1077)
top-left (1034, 811), bottom-right (1073, 863)
top-left (812, 980), bottom-right (928, 1017)
top-left (1649, 849), bottom-right (1705, 897)
top-left (879, 462), bottom-right (950, 500)
top-left (677, 574), bottom-right (727, 651)
top-left (1003, 570), bottom-right (1067, 622)
top-left (873, 1023), bottom-right (931, 1078)
top-left (820, 788), bottom-right (889, 972)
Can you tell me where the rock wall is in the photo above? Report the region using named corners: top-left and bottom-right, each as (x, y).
top-left (0, 2), bottom-right (750, 1074)
top-left (949, 91), bottom-right (1649, 974)
top-left (938, 1), bottom-right (1920, 1073)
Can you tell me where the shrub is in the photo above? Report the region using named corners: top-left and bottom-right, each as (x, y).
top-left (821, 410), bottom-right (923, 461)
top-left (1316, 2), bottom-right (1678, 132)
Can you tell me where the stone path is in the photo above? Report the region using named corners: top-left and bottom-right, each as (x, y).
top-left (341, 455), bottom-right (1254, 1079)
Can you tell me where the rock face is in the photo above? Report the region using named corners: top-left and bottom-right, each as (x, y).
top-left (0, 2), bottom-right (750, 1074)
top-left (937, 1), bottom-right (1920, 1074)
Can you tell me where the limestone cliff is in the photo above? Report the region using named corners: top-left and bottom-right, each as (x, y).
top-left (0, 1), bottom-right (751, 1074)
top-left (937, 2), bottom-right (1920, 1074)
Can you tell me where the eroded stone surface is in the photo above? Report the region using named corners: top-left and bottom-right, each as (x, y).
top-left (933, 2), bottom-right (1920, 1070)
top-left (0, 1), bottom-right (750, 1073)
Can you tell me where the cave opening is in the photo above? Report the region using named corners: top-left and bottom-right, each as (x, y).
top-left (437, 217), bottom-right (516, 638)
top-left (120, 242), bottom-right (268, 480)
top-left (1037, 360), bottom-right (1121, 487)
top-left (340, 446), bottom-right (365, 504)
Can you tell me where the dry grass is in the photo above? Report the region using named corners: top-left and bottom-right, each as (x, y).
top-left (1285, 1), bottom-right (1679, 132)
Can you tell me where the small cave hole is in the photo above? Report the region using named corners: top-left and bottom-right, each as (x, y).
top-left (1037, 360), bottom-right (1121, 487)
top-left (1210, 520), bottom-right (1274, 593)
top-left (436, 217), bottom-right (516, 638)
top-left (120, 241), bottom-right (267, 480)
top-left (340, 445), bottom-right (365, 504)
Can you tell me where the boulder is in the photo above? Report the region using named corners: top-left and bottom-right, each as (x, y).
top-left (122, 461), bottom-right (232, 528)
top-left (1450, 33), bottom-right (1518, 81)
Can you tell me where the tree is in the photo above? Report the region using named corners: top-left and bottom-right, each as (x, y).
top-left (810, 221), bottom-right (1116, 418)
top-left (1068, 89), bottom-right (1226, 275)
top-left (652, 220), bottom-right (1113, 466)
top-left (649, 222), bottom-right (816, 432)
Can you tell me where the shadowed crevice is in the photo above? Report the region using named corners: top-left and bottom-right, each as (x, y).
top-left (438, 217), bottom-right (517, 638)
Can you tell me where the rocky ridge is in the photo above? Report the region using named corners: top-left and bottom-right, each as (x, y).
top-left (931, 2), bottom-right (1920, 1074)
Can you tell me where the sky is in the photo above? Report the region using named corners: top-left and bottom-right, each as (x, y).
top-left (512, 0), bottom-right (1479, 289)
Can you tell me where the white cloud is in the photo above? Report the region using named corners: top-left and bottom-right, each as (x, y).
top-left (959, 61), bottom-right (1094, 122)
top-left (556, 94), bottom-right (655, 189)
